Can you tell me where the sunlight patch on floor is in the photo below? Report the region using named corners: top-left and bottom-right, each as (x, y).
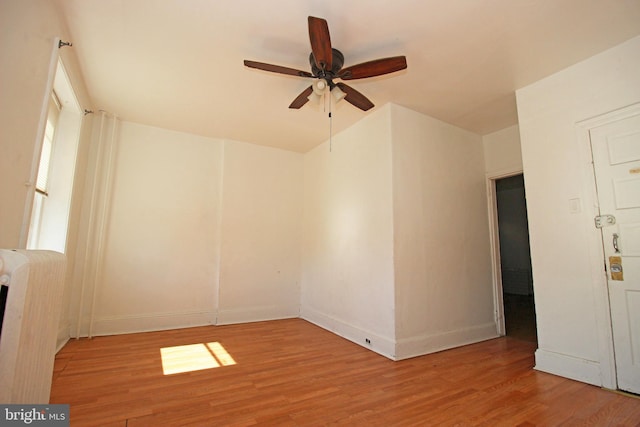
top-left (160, 342), bottom-right (236, 375)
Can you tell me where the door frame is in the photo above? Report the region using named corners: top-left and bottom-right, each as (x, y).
top-left (486, 168), bottom-right (524, 337)
top-left (576, 102), bottom-right (640, 391)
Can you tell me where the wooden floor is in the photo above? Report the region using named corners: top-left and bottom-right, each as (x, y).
top-left (50, 319), bottom-right (640, 426)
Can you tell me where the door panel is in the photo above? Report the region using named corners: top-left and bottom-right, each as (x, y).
top-left (607, 130), bottom-right (640, 164)
top-left (621, 223), bottom-right (640, 256)
top-left (590, 113), bottom-right (640, 394)
top-left (613, 177), bottom-right (640, 209)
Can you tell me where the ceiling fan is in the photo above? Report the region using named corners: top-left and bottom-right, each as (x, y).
top-left (244, 16), bottom-right (407, 111)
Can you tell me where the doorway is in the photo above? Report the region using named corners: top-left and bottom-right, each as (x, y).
top-left (495, 174), bottom-right (537, 343)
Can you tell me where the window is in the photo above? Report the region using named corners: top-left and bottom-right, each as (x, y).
top-left (27, 93), bottom-right (61, 249)
top-left (26, 59), bottom-right (82, 252)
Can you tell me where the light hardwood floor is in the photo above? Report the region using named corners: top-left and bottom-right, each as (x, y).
top-left (50, 319), bottom-right (640, 426)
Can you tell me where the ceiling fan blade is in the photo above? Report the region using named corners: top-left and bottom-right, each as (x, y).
top-left (289, 86), bottom-right (314, 109)
top-left (244, 60), bottom-right (313, 78)
top-left (336, 82), bottom-right (374, 111)
top-left (338, 56), bottom-right (407, 80)
top-left (308, 16), bottom-right (332, 71)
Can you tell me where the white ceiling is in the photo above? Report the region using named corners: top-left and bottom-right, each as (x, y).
top-left (56, 0), bottom-right (640, 153)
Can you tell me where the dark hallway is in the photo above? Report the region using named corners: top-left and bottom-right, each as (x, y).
top-left (496, 174), bottom-right (537, 343)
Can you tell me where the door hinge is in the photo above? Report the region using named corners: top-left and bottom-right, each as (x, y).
top-left (594, 214), bottom-right (616, 229)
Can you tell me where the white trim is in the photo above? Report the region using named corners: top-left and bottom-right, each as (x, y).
top-left (86, 310), bottom-right (217, 337)
top-left (216, 305), bottom-right (300, 325)
top-left (19, 38), bottom-right (60, 248)
top-left (577, 102), bottom-right (640, 130)
top-left (213, 141), bottom-right (226, 325)
top-left (574, 102), bottom-right (640, 390)
top-left (301, 306), bottom-right (396, 360)
top-left (485, 167), bottom-right (524, 337)
top-left (395, 322), bottom-right (498, 361)
top-left (486, 167), bottom-right (525, 181)
top-left (534, 349), bottom-right (602, 386)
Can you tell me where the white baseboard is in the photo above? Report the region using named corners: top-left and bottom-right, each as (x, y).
top-left (301, 306), bottom-right (396, 359)
top-left (395, 322), bottom-right (498, 360)
top-left (88, 310), bottom-right (217, 337)
top-left (534, 348), bottom-right (602, 386)
top-left (216, 305), bottom-right (300, 325)
top-left (56, 323), bottom-right (70, 353)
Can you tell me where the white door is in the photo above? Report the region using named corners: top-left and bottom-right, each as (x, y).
top-left (590, 113), bottom-right (640, 394)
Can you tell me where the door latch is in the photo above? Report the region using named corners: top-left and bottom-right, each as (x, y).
top-left (613, 233), bottom-right (621, 253)
top-left (594, 214), bottom-right (616, 229)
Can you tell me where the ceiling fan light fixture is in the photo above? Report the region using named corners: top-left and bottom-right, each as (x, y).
top-left (331, 85), bottom-right (346, 102)
top-left (307, 91), bottom-right (323, 104)
top-left (312, 79), bottom-right (327, 96)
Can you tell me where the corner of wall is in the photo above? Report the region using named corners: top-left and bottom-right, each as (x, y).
top-left (301, 307), bottom-right (397, 360)
top-left (395, 323), bottom-right (498, 360)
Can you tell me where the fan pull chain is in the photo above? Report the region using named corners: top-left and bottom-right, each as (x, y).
top-left (329, 111), bottom-right (332, 152)
top-left (324, 89), bottom-right (328, 113)
top-left (328, 93), bottom-right (333, 152)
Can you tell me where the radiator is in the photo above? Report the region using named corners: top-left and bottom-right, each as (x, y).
top-left (0, 249), bottom-right (66, 404)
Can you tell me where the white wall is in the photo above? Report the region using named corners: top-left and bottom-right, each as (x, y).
top-left (217, 140), bottom-right (303, 324)
top-left (301, 105), bottom-right (396, 358)
top-left (516, 35), bottom-right (640, 386)
top-left (391, 104), bottom-right (496, 359)
top-left (0, 0), bottom-right (55, 248)
top-left (483, 125), bottom-right (523, 176)
top-left (86, 122), bottom-right (224, 334)
top-left (74, 121), bottom-right (305, 335)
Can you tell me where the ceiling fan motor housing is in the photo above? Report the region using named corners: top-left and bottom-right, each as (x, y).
top-left (309, 48), bottom-right (344, 81)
